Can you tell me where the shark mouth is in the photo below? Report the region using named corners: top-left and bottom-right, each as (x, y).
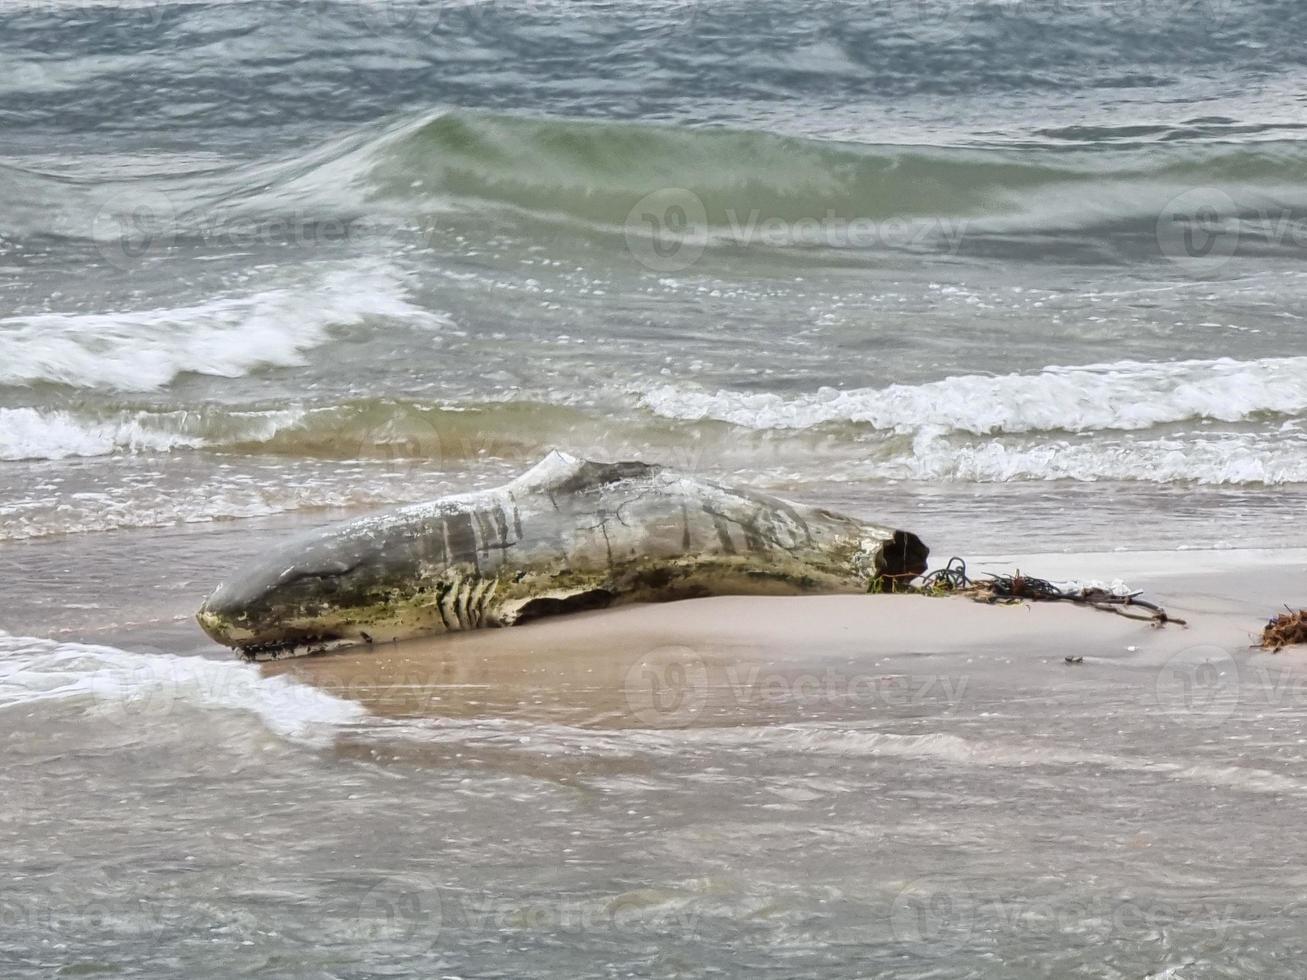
top-left (239, 634), bottom-right (358, 662)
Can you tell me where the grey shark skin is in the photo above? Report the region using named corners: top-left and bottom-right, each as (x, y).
top-left (197, 452), bottom-right (928, 659)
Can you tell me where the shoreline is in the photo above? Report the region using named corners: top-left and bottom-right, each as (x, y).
top-left (260, 547), bottom-right (1307, 728)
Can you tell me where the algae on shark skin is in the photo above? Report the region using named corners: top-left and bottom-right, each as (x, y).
top-left (196, 609), bottom-right (243, 642)
top-left (196, 454), bottom-right (929, 657)
top-left (208, 541), bottom-right (896, 657)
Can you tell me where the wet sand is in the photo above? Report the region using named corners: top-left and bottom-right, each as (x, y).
top-left (263, 548), bottom-right (1307, 729)
top-left (12, 543), bottom-right (1307, 978)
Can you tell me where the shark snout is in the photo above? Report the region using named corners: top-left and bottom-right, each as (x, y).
top-left (196, 580), bottom-right (261, 647)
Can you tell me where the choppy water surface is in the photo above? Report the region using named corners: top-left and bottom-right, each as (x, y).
top-left (10, 571), bottom-right (1307, 979)
top-left (5, 0), bottom-right (1307, 976)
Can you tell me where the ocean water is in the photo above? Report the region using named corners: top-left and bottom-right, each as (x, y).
top-left (5, 0), bottom-right (1307, 975)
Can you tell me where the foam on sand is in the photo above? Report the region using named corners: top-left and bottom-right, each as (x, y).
top-left (0, 632), bottom-right (366, 745)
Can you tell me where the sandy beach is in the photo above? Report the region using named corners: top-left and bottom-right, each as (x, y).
top-left (263, 548), bottom-right (1304, 730)
top-left (9, 0), bottom-right (1307, 973)
top-left (203, 545), bottom-right (1307, 977)
top-left (11, 523), bottom-right (1307, 977)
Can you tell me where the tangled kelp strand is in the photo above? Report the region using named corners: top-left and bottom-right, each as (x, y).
top-left (1261, 609), bottom-right (1307, 652)
top-left (913, 557), bottom-right (1185, 627)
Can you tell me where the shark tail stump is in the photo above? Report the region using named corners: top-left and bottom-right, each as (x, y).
top-left (196, 452), bottom-right (929, 660)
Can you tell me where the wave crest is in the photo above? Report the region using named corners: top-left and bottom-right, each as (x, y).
top-left (642, 356), bottom-right (1307, 434)
top-left (0, 632), bottom-right (366, 744)
top-left (0, 264), bottom-right (444, 391)
top-left (12, 109), bottom-right (1307, 255)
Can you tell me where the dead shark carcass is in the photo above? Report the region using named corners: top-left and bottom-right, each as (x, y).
top-left (197, 452), bottom-right (929, 659)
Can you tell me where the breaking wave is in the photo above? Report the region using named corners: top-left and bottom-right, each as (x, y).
top-left (0, 399), bottom-right (577, 463)
top-left (0, 632), bottom-right (366, 745)
top-left (0, 264), bottom-right (445, 391)
top-left (881, 427), bottom-right (1307, 485)
top-left (6, 357), bottom-right (1307, 487)
top-left (9, 109), bottom-right (1307, 257)
top-left (642, 356), bottom-right (1307, 435)
top-left (356, 111), bottom-right (1307, 249)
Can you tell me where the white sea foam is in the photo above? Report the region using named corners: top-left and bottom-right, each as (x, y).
top-left (678, 726), bottom-right (1307, 796)
top-left (0, 632), bottom-right (366, 744)
top-left (642, 356), bottom-right (1307, 435)
top-left (875, 427), bottom-right (1307, 485)
top-left (0, 452), bottom-right (494, 540)
top-left (0, 264), bottom-right (446, 391)
top-left (0, 407), bottom-right (195, 460)
top-left (347, 718), bottom-right (1307, 796)
top-left (0, 405), bottom-right (306, 462)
